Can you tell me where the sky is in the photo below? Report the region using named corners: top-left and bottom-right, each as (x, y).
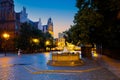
top-left (14, 0), bottom-right (78, 38)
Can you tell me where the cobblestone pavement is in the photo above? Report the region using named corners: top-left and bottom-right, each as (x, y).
top-left (0, 53), bottom-right (119, 80)
top-left (98, 55), bottom-right (120, 78)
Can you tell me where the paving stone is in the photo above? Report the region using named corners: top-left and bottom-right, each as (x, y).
top-left (0, 53), bottom-right (119, 80)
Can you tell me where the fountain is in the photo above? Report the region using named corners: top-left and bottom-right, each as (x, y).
top-left (47, 43), bottom-right (84, 66)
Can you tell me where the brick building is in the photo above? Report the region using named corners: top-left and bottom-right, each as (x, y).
top-left (0, 0), bottom-right (16, 51)
top-left (0, 0), bottom-right (54, 51)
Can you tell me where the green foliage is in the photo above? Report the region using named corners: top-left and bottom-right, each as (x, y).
top-left (44, 32), bottom-right (54, 49)
top-left (94, 0), bottom-right (120, 48)
top-left (66, 0), bottom-right (120, 49)
top-left (14, 22), bottom-right (53, 52)
top-left (64, 0), bottom-right (120, 59)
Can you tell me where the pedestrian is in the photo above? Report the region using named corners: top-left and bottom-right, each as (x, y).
top-left (18, 49), bottom-right (21, 56)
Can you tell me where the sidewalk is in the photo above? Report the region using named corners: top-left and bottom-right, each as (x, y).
top-left (99, 55), bottom-right (120, 78)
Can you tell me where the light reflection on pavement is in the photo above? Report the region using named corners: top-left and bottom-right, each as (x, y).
top-left (0, 52), bottom-right (119, 80)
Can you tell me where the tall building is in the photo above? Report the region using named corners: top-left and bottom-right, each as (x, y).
top-left (37, 18), bottom-right (54, 37)
top-left (0, 0), bottom-right (16, 51)
top-left (47, 18), bottom-right (54, 36)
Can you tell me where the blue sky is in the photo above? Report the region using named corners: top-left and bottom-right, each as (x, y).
top-left (14, 0), bottom-right (78, 38)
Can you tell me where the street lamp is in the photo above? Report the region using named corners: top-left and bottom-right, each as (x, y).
top-left (45, 40), bottom-right (51, 51)
top-left (32, 38), bottom-right (40, 44)
top-left (46, 40), bottom-right (50, 46)
top-left (31, 38), bottom-right (40, 52)
top-left (2, 33), bottom-right (10, 56)
top-left (3, 33), bottom-right (10, 40)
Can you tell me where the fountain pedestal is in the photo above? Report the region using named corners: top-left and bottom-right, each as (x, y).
top-left (47, 52), bottom-right (84, 66)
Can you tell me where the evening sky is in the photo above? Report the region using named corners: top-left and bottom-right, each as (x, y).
top-left (14, 0), bottom-right (78, 38)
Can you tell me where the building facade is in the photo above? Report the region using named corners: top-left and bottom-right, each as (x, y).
top-left (0, 0), bottom-right (16, 51)
top-left (0, 0), bottom-right (54, 51)
top-left (57, 33), bottom-right (66, 48)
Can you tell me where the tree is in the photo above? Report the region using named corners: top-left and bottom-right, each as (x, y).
top-left (44, 32), bottom-right (54, 51)
top-left (94, 0), bottom-right (120, 48)
top-left (15, 22), bottom-right (45, 52)
top-left (66, 0), bottom-right (103, 45)
top-left (66, 0), bottom-right (120, 59)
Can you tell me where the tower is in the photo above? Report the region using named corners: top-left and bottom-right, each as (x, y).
top-left (47, 18), bottom-right (54, 37)
top-left (38, 18), bottom-right (43, 31)
top-left (0, 0), bottom-right (16, 51)
top-left (20, 7), bottom-right (28, 23)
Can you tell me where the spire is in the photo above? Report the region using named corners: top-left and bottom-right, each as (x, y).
top-left (23, 6), bottom-right (26, 13)
top-left (20, 6), bottom-right (28, 23)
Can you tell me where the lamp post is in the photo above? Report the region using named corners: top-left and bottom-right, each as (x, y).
top-left (2, 33), bottom-right (10, 56)
top-left (32, 38), bottom-right (40, 52)
top-left (45, 40), bottom-right (51, 51)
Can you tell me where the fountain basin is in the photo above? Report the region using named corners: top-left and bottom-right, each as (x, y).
top-left (47, 52), bottom-right (84, 66)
